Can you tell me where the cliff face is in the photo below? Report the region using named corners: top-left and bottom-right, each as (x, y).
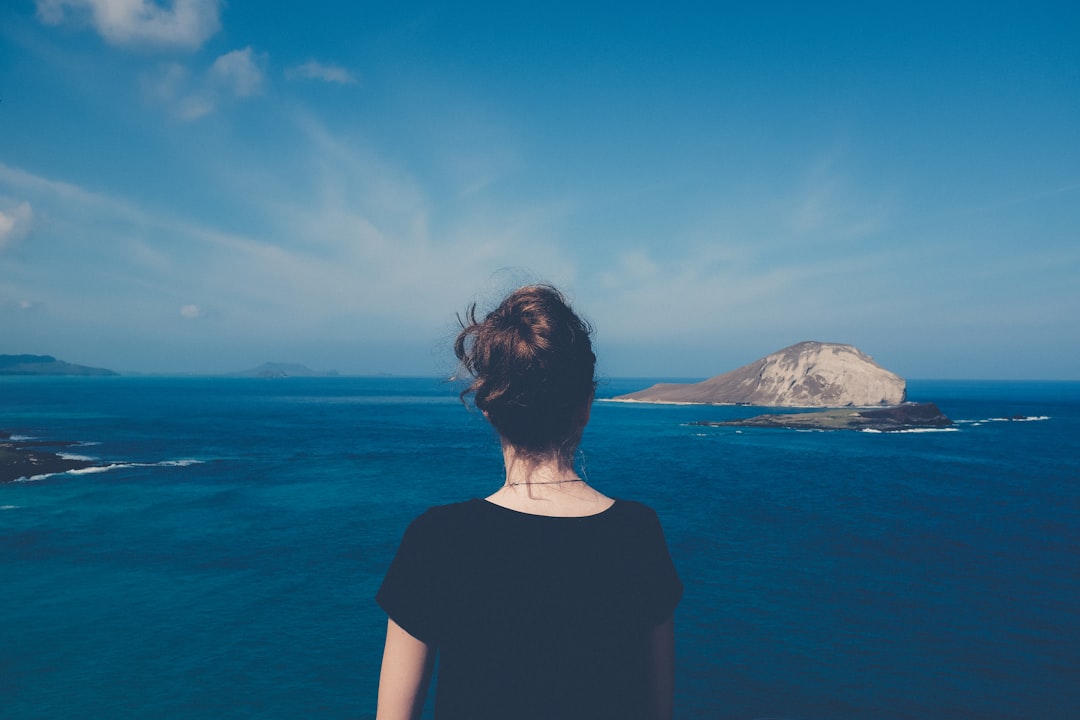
top-left (615, 341), bottom-right (906, 407)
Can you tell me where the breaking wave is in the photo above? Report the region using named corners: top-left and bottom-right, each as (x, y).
top-left (12, 459), bottom-right (203, 483)
top-left (957, 416), bottom-right (1051, 426)
top-left (860, 427), bottom-right (960, 434)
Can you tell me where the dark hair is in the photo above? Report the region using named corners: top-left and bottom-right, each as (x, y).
top-left (454, 285), bottom-right (596, 454)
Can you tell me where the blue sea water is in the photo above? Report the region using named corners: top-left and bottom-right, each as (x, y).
top-left (2, 376), bottom-right (1078, 719)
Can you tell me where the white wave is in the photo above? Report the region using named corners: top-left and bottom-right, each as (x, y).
top-left (895, 427), bottom-right (960, 433)
top-left (11, 458), bottom-right (203, 482)
top-left (66, 464), bottom-right (125, 475)
top-left (860, 427), bottom-right (960, 434)
top-left (1, 505), bottom-right (20, 510)
top-left (13, 473), bottom-right (55, 482)
top-left (959, 416), bottom-right (1052, 424)
top-left (57, 452), bottom-right (97, 462)
top-left (66, 459), bottom-right (204, 475)
top-left (7, 434), bottom-right (35, 441)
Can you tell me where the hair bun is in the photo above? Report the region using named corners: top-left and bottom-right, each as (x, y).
top-left (455, 285), bottom-right (596, 453)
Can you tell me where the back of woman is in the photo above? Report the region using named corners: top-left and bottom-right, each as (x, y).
top-left (376, 285), bottom-right (682, 720)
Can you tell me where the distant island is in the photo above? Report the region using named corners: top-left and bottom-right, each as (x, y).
top-left (228, 362), bottom-right (339, 378)
top-left (614, 341), bottom-right (906, 407)
top-left (0, 354), bottom-right (117, 376)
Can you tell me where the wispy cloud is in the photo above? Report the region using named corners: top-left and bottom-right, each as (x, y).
top-left (142, 47), bottom-right (266, 120)
top-left (0, 135), bottom-right (578, 372)
top-left (210, 47), bottom-right (266, 98)
top-left (35, 0), bottom-right (221, 50)
top-left (284, 60), bottom-right (357, 85)
top-left (0, 200), bottom-right (33, 250)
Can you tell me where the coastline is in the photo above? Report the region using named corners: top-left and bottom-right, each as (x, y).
top-left (0, 431), bottom-right (96, 483)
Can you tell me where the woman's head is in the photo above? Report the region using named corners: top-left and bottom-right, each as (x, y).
top-left (455, 285), bottom-right (596, 456)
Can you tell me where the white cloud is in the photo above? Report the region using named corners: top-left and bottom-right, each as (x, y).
top-left (0, 201), bottom-right (33, 250)
top-left (142, 48), bottom-right (265, 120)
top-left (141, 62), bottom-right (212, 119)
top-left (210, 47), bottom-right (266, 98)
top-left (284, 60), bottom-right (357, 85)
top-left (180, 304), bottom-right (200, 318)
top-left (36, 0), bottom-right (221, 50)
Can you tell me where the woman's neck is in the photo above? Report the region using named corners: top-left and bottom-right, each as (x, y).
top-left (500, 443), bottom-right (578, 486)
top-left (487, 442), bottom-right (614, 517)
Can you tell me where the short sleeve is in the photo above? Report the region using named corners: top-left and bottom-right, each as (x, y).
top-left (638, 505), bottom-right (683, 626)
top-left (376, 510), bottom-right (442, 644)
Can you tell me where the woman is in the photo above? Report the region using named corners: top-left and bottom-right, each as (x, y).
top-left (376, 285), bottom-right (682, 720)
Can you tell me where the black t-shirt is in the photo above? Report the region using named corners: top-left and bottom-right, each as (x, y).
top-left (377, 498), bottom-right (682, 720)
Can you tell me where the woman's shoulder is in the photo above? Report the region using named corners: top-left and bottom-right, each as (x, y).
top-left (406, 498), bottom-right (487, 531)
top-left (607, 498), bottom-right (662, 523)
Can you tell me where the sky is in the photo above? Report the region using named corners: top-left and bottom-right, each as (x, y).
top-left (1, 1), bottom-right (1077, 379)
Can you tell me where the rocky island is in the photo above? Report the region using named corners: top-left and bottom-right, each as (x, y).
top-left (613, 342), bottom-right (954, 431)
top-left (615, 341), bottom-right (906, 407)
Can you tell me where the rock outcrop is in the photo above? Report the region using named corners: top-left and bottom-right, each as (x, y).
top-left (1, 431), bottom-right (96, 483)
top-left (690, 402), bottom-right (951, 432)
top-left (615, 341), bottom-right (906, 407)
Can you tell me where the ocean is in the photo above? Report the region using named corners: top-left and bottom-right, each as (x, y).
top-left (2, 376), bottom-right (1078, 719)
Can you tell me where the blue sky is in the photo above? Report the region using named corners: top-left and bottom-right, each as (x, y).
top-left (1, 1), bottom-right (1077, 378)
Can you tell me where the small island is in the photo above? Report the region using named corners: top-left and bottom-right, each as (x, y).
top-left (228, 362), bottom-right (339, 378)
top-left (615, 341), bottom-right (906, 407)
top-left (613, 342), bottom-right (962, 432)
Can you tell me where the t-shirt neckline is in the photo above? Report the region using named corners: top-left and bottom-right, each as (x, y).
top-left (477, 497), bottom-right (619, 519)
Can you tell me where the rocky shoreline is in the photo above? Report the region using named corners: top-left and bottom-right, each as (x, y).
top-left (690, 402), bottom-right (954, 432)
top-left (0, 431), bottom-right (96, 483)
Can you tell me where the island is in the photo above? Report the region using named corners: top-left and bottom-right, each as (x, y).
top-left (228, 362), bottom-right (339, 378)
top-left (0, 354), bottom-right (117, 376)
top-left (614, 341), bottom-right (906, 407)
top-left (691, 402), bottom-right (953, 432)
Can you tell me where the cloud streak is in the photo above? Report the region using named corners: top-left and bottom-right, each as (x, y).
top-left (36, 0), bottom-right (221, 50)
top-left (142, 47), bottom-right (266, 119)
top-left (0, 201), bottom-right (33, 250)
top-left (285, 60), bottom-right (357, 85)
